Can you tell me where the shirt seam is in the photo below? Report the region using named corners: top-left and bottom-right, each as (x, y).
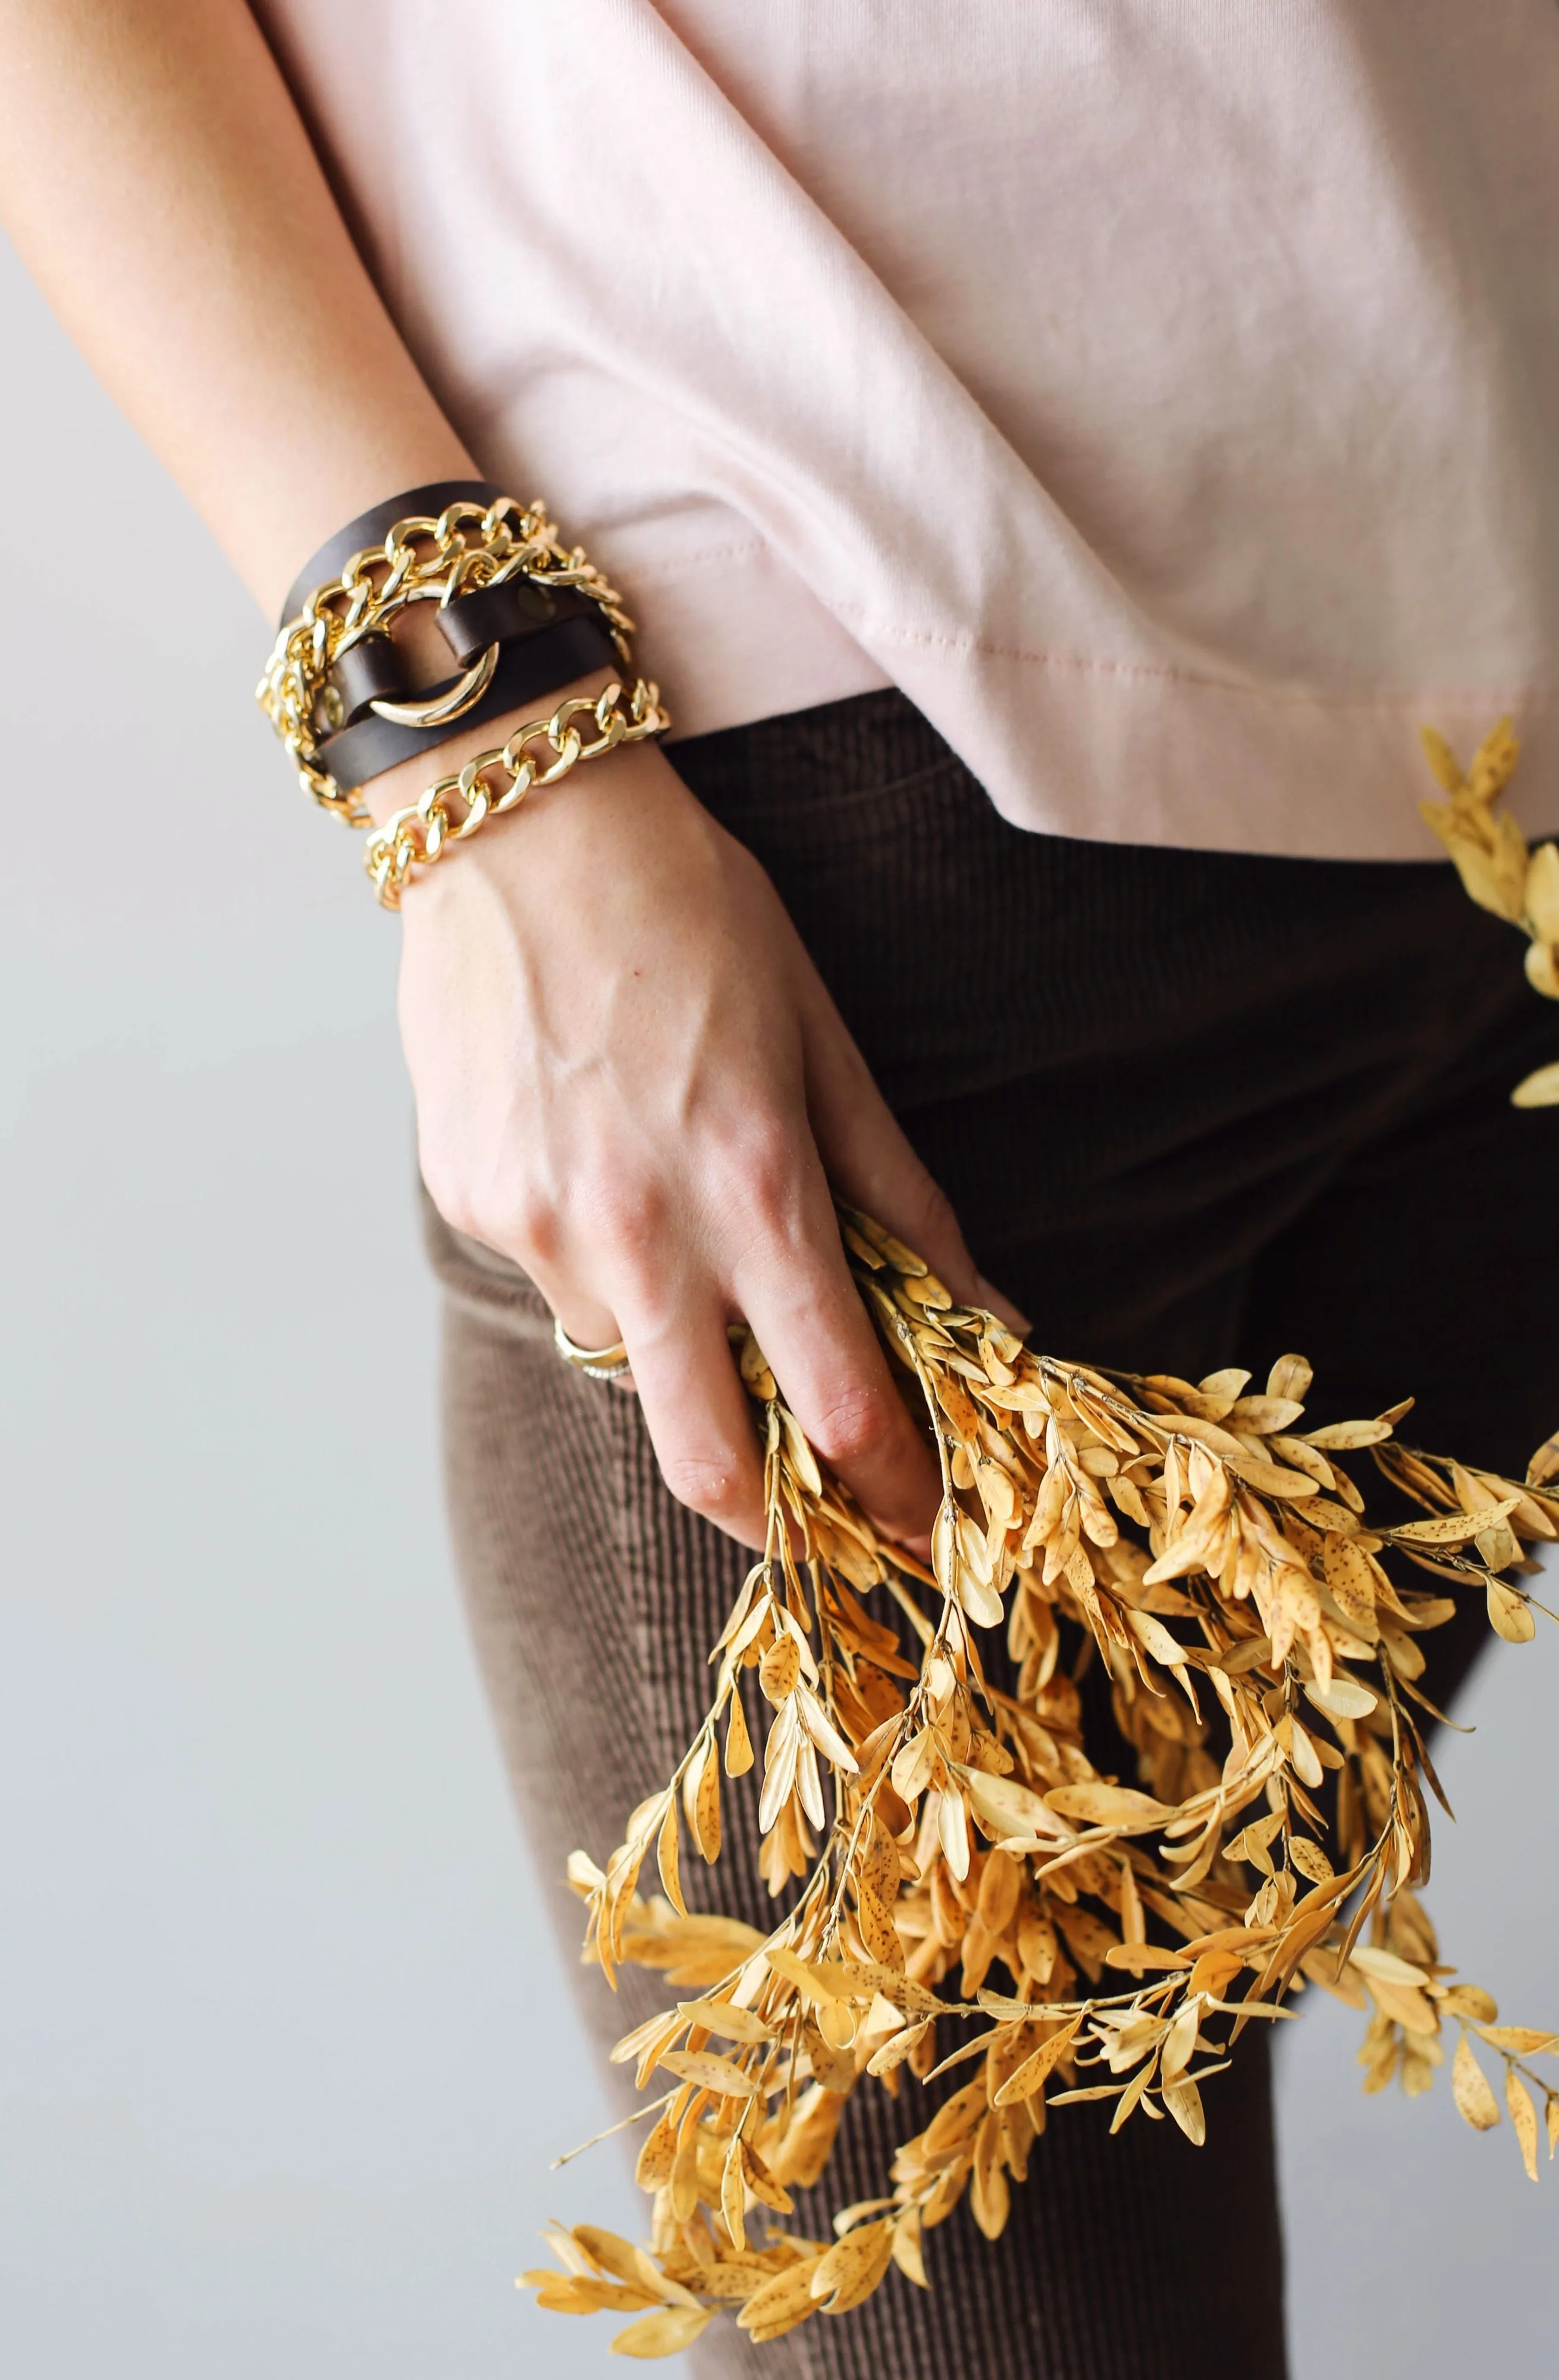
top-left (827, 608), bottom-right (1554, 711)
top-left (626, 545), bottom-right (1555, 711)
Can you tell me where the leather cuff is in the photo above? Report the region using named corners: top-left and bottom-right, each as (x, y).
top-left (328, 583), bottom-right (600, 729)
top-left (314, 612), bottom-right (620, 793)
top-left (279, 478), bottom-right (504, 626)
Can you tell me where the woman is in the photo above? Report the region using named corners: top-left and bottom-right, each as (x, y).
top-left (4, 4), bottom-right (1555, 2373)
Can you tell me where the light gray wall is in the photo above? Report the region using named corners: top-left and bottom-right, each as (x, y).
top-left (1, 228), bottom-right (1552, 2378)
top-left (1281, 1630), bottom-right (1558, 2371)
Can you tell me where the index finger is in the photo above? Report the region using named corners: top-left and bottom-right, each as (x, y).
top-left (732, 1191), bottom-right (941, 1549)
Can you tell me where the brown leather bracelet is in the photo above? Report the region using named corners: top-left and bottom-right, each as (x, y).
top-left (281, 481), bottom-right (620, 791)
top-left (313, 610), bottom-right (620, 793)
top-left (328, 582), bottom-right (599, 729)
top-left (278, 478), bottom-right (504, 627)
top-left (262, 483), bottom-right (648, 821)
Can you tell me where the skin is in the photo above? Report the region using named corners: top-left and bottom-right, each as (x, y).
top-left (0, 0), bottom-right (1023, 1549)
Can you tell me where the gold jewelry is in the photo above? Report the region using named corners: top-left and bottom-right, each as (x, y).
top-left (367, 640), bottom-right (499, 729)
top-left (553, 1318), bottom-right (632, 1381)
top-left (362, 676), bottom-right (669, 909)
top-left (257, 495), bottom-right (639, 827)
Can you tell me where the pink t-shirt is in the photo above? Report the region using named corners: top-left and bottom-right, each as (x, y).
top-left (256, 1), bottom-right (1559, 857)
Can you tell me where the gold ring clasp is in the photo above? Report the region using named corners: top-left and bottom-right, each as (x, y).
top-left (368, 640), bottom-right (500, 729)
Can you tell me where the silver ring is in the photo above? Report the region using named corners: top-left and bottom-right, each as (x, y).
top-left (553, 1317), bottom-right (632, 1381)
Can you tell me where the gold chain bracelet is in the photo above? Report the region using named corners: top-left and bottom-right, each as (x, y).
top-left (362, 675), bottom-right (670, 909)
top-left (256, 496), bottom-right (638, 828)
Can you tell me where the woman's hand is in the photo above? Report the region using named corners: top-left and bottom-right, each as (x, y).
top-left (385, 691), bottom-right (1019, 1551)
top-left (0, 1), bottom-right (1028, 1551)
top-left (0, 1), bottom-right (1026, 1557)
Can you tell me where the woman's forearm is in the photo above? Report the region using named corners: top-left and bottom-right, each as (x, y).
top-left (0, 0), bottom-right (996, 1553)
top-left (0, 0), bottom-right (471, 613)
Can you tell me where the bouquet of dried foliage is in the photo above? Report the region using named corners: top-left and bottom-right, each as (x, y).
top-left (1417, 718), bottom-right (1559, 1104)
top-left (524, 725), bottom-right (1559, 2360)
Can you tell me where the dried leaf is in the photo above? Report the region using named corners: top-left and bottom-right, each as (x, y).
top-left (1303, 1674), bottom-right (1378, 1721)
top-left (780, 1410), bottom-right (824, 1496)
top-left (1419, 724), bottom-right (1464, 794)
top-left (1513, 1060), bottom-right (1559, 1108)
top-left (1160, 2077), bottom-right (1206, 2145)
top-left (1391, 1500), bottom-right (1517, 1546)
top-left (1487, 1579), bottom-right (1537, 1643)
top-left (1322, 1537), bottom-right (1378, 1630)
top-left (633, 2106), bottom-right (680, 2190)
top-left (993, 2018), bottom-right (1083, 2108)
top-left (891, 2207), bottom-right (929, 2288)
top-left (737, 2253), bottom-right (826, 2343)
top-left (1287, 1718), bottom-right (1324, 1790)
top-left (1441, 1986), bottom-right (1500, 2023)
top-left (1225, 1395), bottom-right (1308, 1435)
top-left (656, 1800), bottom-right (686, 1917)
top-left (657, 2050), bottom-right (762, 2099)
top-left (1452, 2034), bottom-right (1502, 2131)
top-left (676, 1999), bottom-right (774, 2046)
top-left (1267, 1354), bottom-right (1314, 1404)
top-left (724, 1687), bottom-right (754, 1776)
top-left (1304, 1417), bottom-right (1396, 1451)
top-left (1289, 1837), bottom-right (1335, 1885)
top-left (1044, 1783), bottom-right (1174, 1828)
top-left (1475, 2027), bottom-right (1559, 2056)
top-left (759, 1634), bottom-right (801, 1705)
top-left (1507, 2069), bottom-right (1541, 2182)
top-left (867, 2019), bottom-right (931, 2075)
top-left (694, 1739), bottom-right (723, 1861)
top-left (939, 1786), bottom-right (971, 1881)
top-left (610, 2303), bottom-right (717, 2355)
top-left (525, 2274), bottom-right (661, 2314)
top-left (856, 1877), bottom-right (905, 1966)
top-left (767, 1946), bottom-right (941, 2016)
top-left (1524, 840), bottom-right (1559, 942)
top-left (958, 1765), bottom-right (1071, 1842)
top-left (572, 2227), bottom-right (699, 2305)
top-left (810, 2218), bottom-right (895, 2313)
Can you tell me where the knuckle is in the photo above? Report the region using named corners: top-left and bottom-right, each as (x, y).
top-left (722, 1119), bottom-right (806, 1236)
top-left (660, 1449), bottom-right (749, 1522)
top-left (503, 1183), bottom-right (563, 1271)
top-left (808, 1382), bottom-right (899, 1472)
top-left (580, 1170), bottom-right (669, 1273)
top-left (418, 1146), bottom-right (484, 1246)
top-left (418, 1134), bottom-right (559, 1272)
top-left (900, 1176), bottom-right (962, 1267)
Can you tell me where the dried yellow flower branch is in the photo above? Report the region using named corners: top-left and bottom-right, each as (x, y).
top-left (1418, 716), bottom-right (1559, 1104)
top-left (524, 1189), bottom-right (1559, 2354)
top-left (520, 721), bottom-right (1559, 2353)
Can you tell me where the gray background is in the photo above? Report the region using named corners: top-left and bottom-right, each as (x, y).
top-left (1, 226), bottom-right (1554, 2376)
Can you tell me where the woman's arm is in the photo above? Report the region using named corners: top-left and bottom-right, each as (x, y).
top-left (0, 0), bottom-right (1012, 1548)
top-left (0, 0), bottom-right (470, 608)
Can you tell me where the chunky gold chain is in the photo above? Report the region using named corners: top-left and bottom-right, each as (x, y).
top-left (256, 496), bottom-right (638, 827)
top-left (362, 676), bottom-right (670, 909)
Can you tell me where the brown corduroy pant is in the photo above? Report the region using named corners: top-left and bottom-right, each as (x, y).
top-left (426, 690), bottom-right (1559, 2380)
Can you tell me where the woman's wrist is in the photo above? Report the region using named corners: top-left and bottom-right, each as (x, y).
top-left (257, 487), bottom-right (666, 901)
top-left (360, 669), bottom-right (669, 909)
